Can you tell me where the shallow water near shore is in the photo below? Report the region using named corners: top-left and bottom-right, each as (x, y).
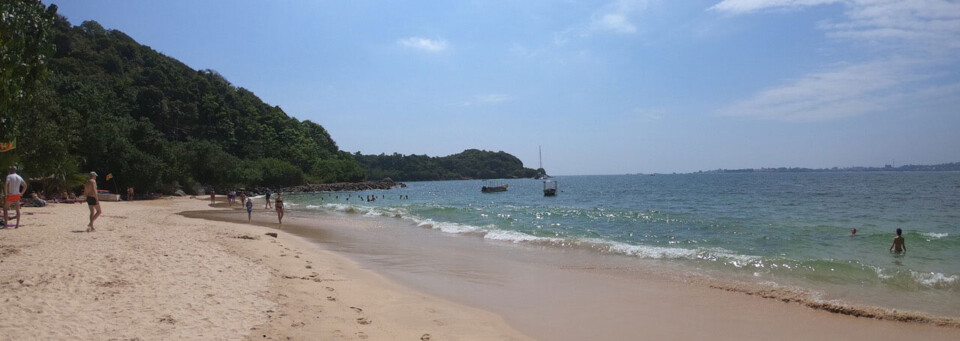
top-left (279, 172), bottom-right (960, 319)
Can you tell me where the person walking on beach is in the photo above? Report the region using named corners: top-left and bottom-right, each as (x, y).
top-left (245, 197), bottom-right (253, 223)
top-left (210, 188), bottom-right (215, 204)
top-left (264, 190), bottom-right (272, 209)
top-left (4, 166), bottom-right (27, 229)
top-left (275, 193), bottom-right (284, 225)
top-left (84, 172), bottom-right (102, 232)
top-left (890, 228), bottom-right (906, 254)
top-left (239, 192), bottom-right (247, 209)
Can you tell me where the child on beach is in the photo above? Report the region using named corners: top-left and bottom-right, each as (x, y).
top-left (245, 197), bottom-right (253, 223)
top-left (889, 228), bottom-right (906, 254)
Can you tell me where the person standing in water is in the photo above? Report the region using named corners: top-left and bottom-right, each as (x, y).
top-left (84, 172), bottom-right (102, 232)
top-left (890, 228), bottom-right (906, 254)
top-left (275, 193), bottom-right (284, 225)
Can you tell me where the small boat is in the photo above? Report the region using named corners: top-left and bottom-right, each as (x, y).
top-left (481, 184), bottom-right (508, 193)
top-left (543, 179), bottom-right (557, 197)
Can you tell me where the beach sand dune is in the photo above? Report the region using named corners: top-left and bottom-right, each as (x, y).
top-left (0, 198), bottom-right (530, 340)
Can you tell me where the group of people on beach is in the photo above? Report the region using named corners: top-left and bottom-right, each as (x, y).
top-left (210, 188), bottom-right (284, 225)
top-left (1, 166), bottom-right (101, 231)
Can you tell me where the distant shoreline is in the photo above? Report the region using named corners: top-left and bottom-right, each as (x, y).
top-left (695, 162), bottom-right (960, 174)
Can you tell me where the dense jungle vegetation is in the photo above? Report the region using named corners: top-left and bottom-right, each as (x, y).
top-left (0, 1), bottom-right (535, 195)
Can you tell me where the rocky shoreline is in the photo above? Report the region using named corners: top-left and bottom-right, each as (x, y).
top-left (281, 179), bottom-right (406, 193)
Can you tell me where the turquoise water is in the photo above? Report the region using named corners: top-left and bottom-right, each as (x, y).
top-left (285, 172), bottom-right (960, 315)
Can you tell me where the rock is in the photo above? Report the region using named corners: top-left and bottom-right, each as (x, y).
top-left (266, 233), bottom-right (278, 238)
top-left (174, 189), bottom-right (187, 196)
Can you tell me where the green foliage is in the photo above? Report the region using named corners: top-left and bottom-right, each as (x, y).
top-left (6, 13), bottom-right (362, 193)
top-left (310, 153), bottom-right (366, 183)
top-left (354, 149), bottom-right (537, 181)
top-left (256, 158), bottom-right (304, 188)
top-left (0, 1), bottom-right (58, 142)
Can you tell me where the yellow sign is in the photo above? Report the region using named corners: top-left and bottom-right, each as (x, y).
top-left (0, 140), bottom-right (15, 153)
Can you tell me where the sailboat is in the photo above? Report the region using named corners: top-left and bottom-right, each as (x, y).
top-left (535, 146), bottom-right (548, 180)
top-left (538, 146), bottom-right (557, 196)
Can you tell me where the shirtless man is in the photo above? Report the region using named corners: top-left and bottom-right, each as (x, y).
top-left (4, 166), bottom-right (27, 229)
top-left (84, 172), bottom-right (102, 232)
top-left (889, 228), bottom-right (906, 254)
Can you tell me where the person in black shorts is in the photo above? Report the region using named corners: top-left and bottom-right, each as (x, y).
top-left (83, 172), bottom-right (102, 232)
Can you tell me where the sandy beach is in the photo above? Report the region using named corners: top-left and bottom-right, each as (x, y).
top-left (2, 196), bottom-right (959, 340)
top-left (0, 197), bottom-right (530, 340)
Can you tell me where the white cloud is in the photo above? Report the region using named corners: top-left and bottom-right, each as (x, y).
top-left (590, 0), bottom-right (653, 34)
top-left (821, 0), bottom-right (960, 51)
top-left (459, 94), bottom-right (513, 107)
top-left (398, 37), bottom-right (448, 52)
top-left (709, 0), bottom-right (841, 14)
top-left (710, 0), bottom-right (960, 51)
top-left (712, 0), bottom-right (960, 121)
top-left (717, 60), bottom-right (951, 121)
top-left (594, 13), bottom-right (637, 33)
top-left (633, 108), bottom-right (665, 120)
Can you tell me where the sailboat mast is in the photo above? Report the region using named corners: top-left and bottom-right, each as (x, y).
top-left (539, 145), bottom-right (543, 169)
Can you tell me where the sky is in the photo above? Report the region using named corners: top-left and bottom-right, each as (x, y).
top-left (51, 0), bottom-right (960, 175)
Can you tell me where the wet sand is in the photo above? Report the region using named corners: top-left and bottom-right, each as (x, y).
top-left (188, 202), bottom-right (960, 341)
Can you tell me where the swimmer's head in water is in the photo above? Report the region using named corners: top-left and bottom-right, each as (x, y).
top-left (896, 228), bottom-right (902, 236)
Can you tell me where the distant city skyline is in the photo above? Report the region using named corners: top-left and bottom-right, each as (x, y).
top-left (51, 0), bottom-right (960, 175)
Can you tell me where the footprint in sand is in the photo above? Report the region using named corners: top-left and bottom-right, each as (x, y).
top-left (356, 317), bottom-right (372, 325)
top-left (356, 331), bottom-right (369, 339)
top-left (325, 286), bottom-right (335, 292)
top-left (159, 315), bottom-right (177, 324)
top-left (421, 334), bottom-right (432, 341)
top-left (326, 296), bottom-right (336, 301)
top-left (350, 306), bottom-right (363, 313)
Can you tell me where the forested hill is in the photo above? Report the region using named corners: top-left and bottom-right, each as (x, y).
top-left (11, 9), bottom-right (365, 194)
top-left (3, 3), bottom-right (536, 194)
top-left (354, 149), bottom-right (538, 181)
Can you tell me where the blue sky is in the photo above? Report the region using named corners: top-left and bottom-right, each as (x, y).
top-left (51, 0), bottom-right (960, 175)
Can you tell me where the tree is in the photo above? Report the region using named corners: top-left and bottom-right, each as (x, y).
top-left (0, 0), bottom-right (57, 142)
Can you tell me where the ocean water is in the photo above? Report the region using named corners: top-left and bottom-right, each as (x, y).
top-left (285, 172), bottom-right (960, 316)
